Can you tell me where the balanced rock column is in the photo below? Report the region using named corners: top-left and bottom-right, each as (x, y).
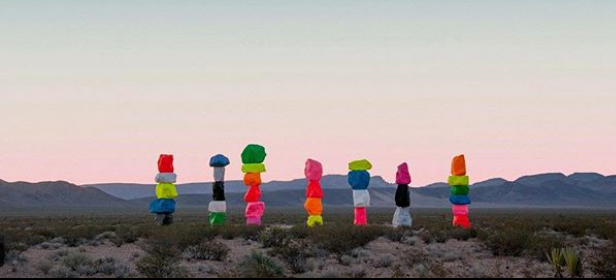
top-left (449, 155), bottom-right (471, 229)
top-left (150, 154), bottom-right (178, 226)
top-left (241, 144), bottom-right (267, 226)
top-left (304, 159), bottom-right (324, 227)
top-left (348, 159), bottom-right (372, 226)
top-left (208, 154), bottom-right (230, 226)
top-left (393, 163), bottom-right (413, 228)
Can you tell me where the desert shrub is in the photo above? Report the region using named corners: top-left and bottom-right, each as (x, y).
top-left (527, 234), bottom-right (566, 261)
top-left (258, 227), bottom-right (288, 248)
top-left (36, 260), bottom-right (54, 275)
top-left (5, 250), bottom-right (28, 267)
top-left (385, 228), bottom-right (409, 242)
top-left (92, 257), bottom-right (130, 277)
top-left (546, 248), bottom-right (565, 278)
top-left (149, 225), bottom-right (217, 251)
top-left (562, 247), bottom-right (583, 278)
top-left (308, 225), bottom-right (387, 256)
top-left (350, 266), bottom-right (367, 278)
top-left (112, 225), bottom-right (140, 247)
top-left (220, 225), bottom-right (261, 241)
top-left (591, 241), bottom-right (616, 278)
top-left (449, 228), bottom-right (474, 241)
top-left (270, 240), bottom-right (312, 274)
top-left (58, 251), bottom-right (99, 276)
top-left (50, 266), bottom-right (79, 278)
top-left (288, 225), bottom-right (310, 239)
top-left (236, 251), bottom-right (284, 278)
top-left (376, 254), bottom-right (394, 268)
top-left (482, 227), bottom-right (531, 257)
top-left (23, 234), bottom-right (47, 247)
top-left (185, 240), bottom-right (230, 261)
top-left (136, 238), bottom-right (187, 278)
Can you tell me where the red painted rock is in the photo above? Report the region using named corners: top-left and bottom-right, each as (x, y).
top-left (244, 185), bottom-right (262, 203)
top-left (306, 181), bottom-right (324, 199)
top-left (453, 214), bottom-right (471, 229)
top-left (158, 154), bottom-right (174, 173)
top-left (354, 207), bottom-right (368, 226)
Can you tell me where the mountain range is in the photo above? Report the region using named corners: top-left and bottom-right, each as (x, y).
top-left (1, 172), bottom-right (615, 212)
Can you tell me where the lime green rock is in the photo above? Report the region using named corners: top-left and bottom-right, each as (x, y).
top-left (451, 185), bottom-right (470, 196)
top-left (349, 159), bottom-right (373, 171)
top-left (242, 164), bottom-right (266, 173)
top-left (448, 176), bottom-right (470, 186)
top-left (307, 215), bottom-right (324, 227)
top-left (209, 212), bottom-right (227, 226)
top-left (241, 144), bottom-right (267, 164)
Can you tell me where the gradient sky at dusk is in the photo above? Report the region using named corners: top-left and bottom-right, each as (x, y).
top-left (1, 0), bottom-right (615, 186)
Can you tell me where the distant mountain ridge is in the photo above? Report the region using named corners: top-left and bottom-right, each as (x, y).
top-left (1, 172), bottom-right (615, 211)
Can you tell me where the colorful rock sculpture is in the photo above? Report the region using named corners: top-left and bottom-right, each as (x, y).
top-left (209, 154), bottom-right (230, 226)
top-left (151, 154), bottom-right (177, 226)
top-left (241, 144), bottom-right (267, 226)
top-left (304, 159), bottom-right (324, 227)
top-left (349, 159), bottom-right (372, 226)
top-left (393, 163), bottom-right (413, 228)
top-left (449, 155), bottom-right (471, 229)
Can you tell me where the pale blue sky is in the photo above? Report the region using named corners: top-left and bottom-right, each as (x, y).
top-left (1, 0), bottom-right (615, 185)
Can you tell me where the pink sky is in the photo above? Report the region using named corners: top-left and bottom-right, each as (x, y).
top-left (1, 1), bottom-right (615, 186)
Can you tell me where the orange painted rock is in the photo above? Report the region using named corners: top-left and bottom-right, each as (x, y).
top-left (451, 155), bottom-right (467, 176)
top-left (304, 198), bottom-right (323, 216)
top-left (243, 173), bottom-right (262, 186)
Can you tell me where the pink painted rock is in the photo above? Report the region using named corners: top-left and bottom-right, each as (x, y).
top-left (245, 202), bottom-right (265, 218)
top-left (396, 163), bottom-right (412, 185)
top-left (354, 207), bottom-right (368, 226)
top-left (452, 205), bottom-right (469, 216)
top-left (246, 217), bottom-right (262, 226)
top-left (305, 159), bottom-right (323, 181)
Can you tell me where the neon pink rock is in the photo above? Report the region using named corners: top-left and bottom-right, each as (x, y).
top-left (305, 159), bottom-right (323, 181)
top-left (354, 207), bottom-right (368, 226)
top-left (452, 205), bottom-right (469, 216)
top-left (245, 202), bottom-right (265, 218)
top-left (246, 217), bottom-right (262, 226)
top-left (396, 163), bottom-right (412, 185)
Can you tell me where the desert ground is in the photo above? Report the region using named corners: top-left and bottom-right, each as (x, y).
top-left (0, 208), bottom-right (615, 278)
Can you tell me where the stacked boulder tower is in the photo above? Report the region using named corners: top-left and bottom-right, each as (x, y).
top-left (304, 159), bottom-right (324, 227)
top-left (449, 155), bottom-right (471, 229)
top-left (149, 154), bottom-right (178, 226)
top-left (241, 144), bottom-right (267, 226)
top-left (208, 154), bottom-right (230, 226)
top-left (348, 159), bottom-right (373, 226)
top-left (393, 163), bottom-right (413, 228)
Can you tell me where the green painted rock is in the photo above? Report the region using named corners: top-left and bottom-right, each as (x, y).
top-left (242, 163), bottom-right (266, 173)
top-left (349, 159), bottom-right (373, 171)
top-left (451, 185), bottom-right (470, 196)
top-left (209, 212), bottom-right (227, 226)
top-left (241, 144), bottom-right (267, 164)
top-left (448, 176), bottom-right (469, 186)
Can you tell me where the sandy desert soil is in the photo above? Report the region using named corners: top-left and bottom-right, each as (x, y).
top-left (0, 209), bottom-right (614, 278)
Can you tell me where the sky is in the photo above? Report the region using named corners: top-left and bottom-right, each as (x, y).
top-left (1, 0), bottom-right (615, 186)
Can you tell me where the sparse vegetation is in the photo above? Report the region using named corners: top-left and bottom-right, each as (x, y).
top-left (236, 251), bottom-right (284, 278)
top-left (0, 209), bottom-right (615, 278)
